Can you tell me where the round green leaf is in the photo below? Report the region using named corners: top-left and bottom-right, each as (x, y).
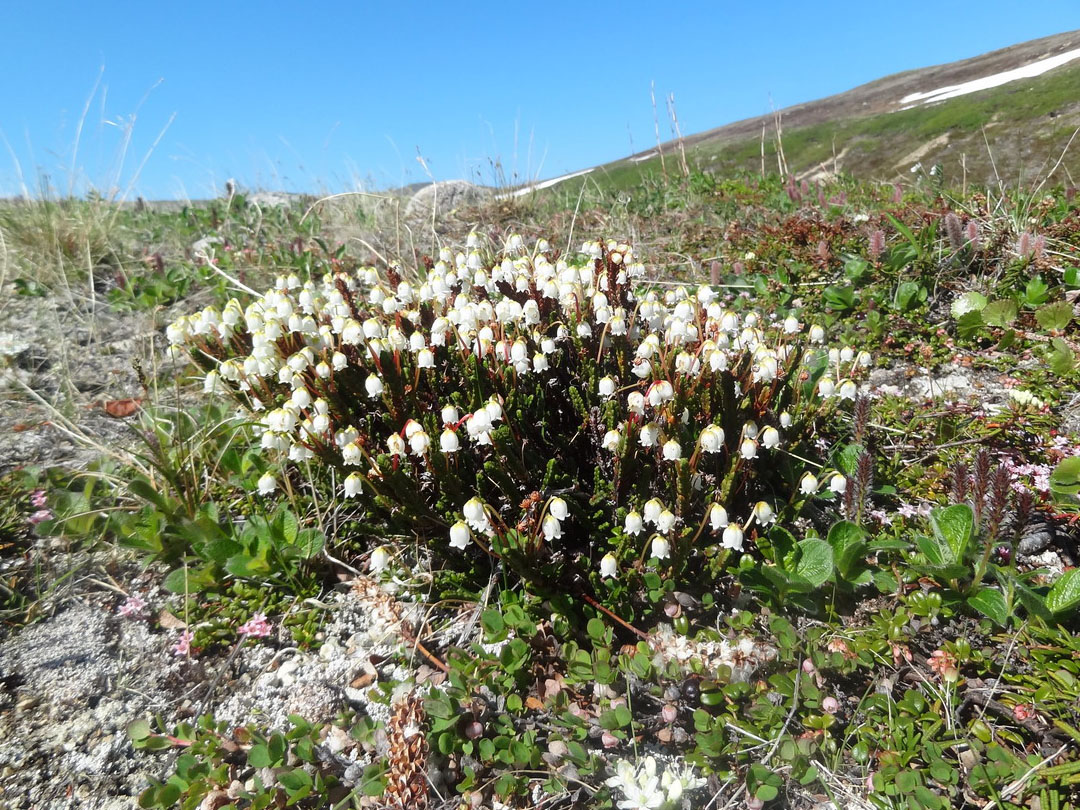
top-left (951, 291), bottom-right (987, 319)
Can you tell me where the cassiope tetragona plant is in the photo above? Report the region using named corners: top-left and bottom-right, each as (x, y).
top-left (167, 235), bottom-right (869, 596)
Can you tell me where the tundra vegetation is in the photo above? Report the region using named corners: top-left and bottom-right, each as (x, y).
top-left (4, 164), bottom-right (1080, 810)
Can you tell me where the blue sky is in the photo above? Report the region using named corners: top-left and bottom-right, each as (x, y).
top-left (1, 1), bottom-right (1077, 199)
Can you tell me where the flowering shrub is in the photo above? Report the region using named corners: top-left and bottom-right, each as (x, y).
top-left (167, 235), bottom-right (870, 603)
top-left (605, 755), bottom-right (705, 809)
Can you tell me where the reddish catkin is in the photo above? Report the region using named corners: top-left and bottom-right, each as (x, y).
top-left (966, 220), bottom-right (979, 249)
top-left (868, 230), bottom-right (885, 260)
top-left (944, 212), bottom-right (964, 252)
top-left (1018, 231), bottom-right (1033, 258)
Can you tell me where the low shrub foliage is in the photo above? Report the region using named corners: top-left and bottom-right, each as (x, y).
top-left (167, 235), bottom-right (873, 612)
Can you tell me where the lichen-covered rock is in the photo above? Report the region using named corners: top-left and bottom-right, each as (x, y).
top-left (404, 180), bottom-right (491, 226)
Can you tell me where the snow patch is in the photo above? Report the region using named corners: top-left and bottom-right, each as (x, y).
top-left (901, 47), bottom-right (1080, 108)
top-left (505, 168), bottom-right (594, 198)
top-left (630, 151), bottom-right (658, 163)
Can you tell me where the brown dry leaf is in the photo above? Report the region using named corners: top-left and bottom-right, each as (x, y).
top-left (104, 398), bottom-right (142, 418)
top-left (525, 696), bottom-right (544, 711)
top-left (656, 727), bottom-right (673, 743)
top-left (158, 610), bottom-right (187, 630)
top-left (351, 660), bottom-right (378, 689)
top-left (414, 665), bottom-right (434, 685)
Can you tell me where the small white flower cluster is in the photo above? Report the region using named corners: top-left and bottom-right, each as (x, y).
top-left (649, 625), bottom-right (778, 684)
top-left (816, 344), bottom-right (872, 401)
top-left (167, 234), bottom-right (870, 569)
top-left (605, 755), bottom-right (706, 810)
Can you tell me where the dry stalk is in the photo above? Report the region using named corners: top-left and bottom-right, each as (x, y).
top-left (667, 92), bottom-right (690, 178)
top-left (651, 81), bottom-right (667, 182)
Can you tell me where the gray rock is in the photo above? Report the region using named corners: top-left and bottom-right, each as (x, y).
top-left (404, 180), bottom-right (491, 225)
top-left (190, 235), bottom-right (222, 256)
top-left (248, 191), bottom-right (308, 208)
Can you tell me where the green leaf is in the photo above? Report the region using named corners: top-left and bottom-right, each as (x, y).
top-left (827, 521), bottom-right (868, 580)
top-left (126, 477), bottom-right (169, 513)
top-left (127, 719), bottom-right (152, 741)
top-left (834, 443), bottom-right (865, 478)
top-left (823, 285), bottom-right (855, 312)
top-left (760, 564), bottom-right (796, 590)
top-left (481, 608), bottom-right (505, 638)
top-left (916, 534), bottom-right (954, 568)
top-left (895, 770), bottom-right (918, 793)
top-left (844, 256), bottom-right (870, 281)
top-left (1025, 276), bottom-right (1050, 307)
top-left (795, 538), bottom-right (834, 587)
top-left (248, 743), bottom-right (272, 768)
top-left (1036, 301), bottom-right (1074, 331)
top-left (225, 553), bottom-right (272, 579)
top-left (1014, 581), bottom-right (1053, 622)
top-left (1048, 337), bottom-right (1077, 376)
top-left (951, 291), bottom-right (988, 319)
top-left (981, 299), bottom-right (1018, 327)
top-left (755, 785), bottom-right (779, 801)
top-left (873, 570), bottom-right (897, 593)
top-left (1047, 569), bottom-right (1080, 614)
top-left (893, 281), bottom-right (924, 312)
top-left (162, 565), bottom-right (215, 594)
top-left (155, 784), bottom-right (182, 807)
top-left (278, 508), bottom-right (299, 544)
top-left (278, 768), bottom-right (312, 792)
top-left (967, 588), bottom-right (1008, 626)
top-left (1050, 457), bottom-right (1080, 496)
top-left (293, 529), bottom-right (325, 558)
top-left (586, 617), bottom-right (606, 641)
top-left (956, 310), bottom-right (984, 340)
top-left (268, 733), bottom-right (286, 763)
top-left (930, 504), bottom-right (974, 562)
top-left (885, 213), bottom-right (918, 248)
top-left (954, 289), bottom-right (989, 319)
top-left (203, 537), bottom-right (242, 564)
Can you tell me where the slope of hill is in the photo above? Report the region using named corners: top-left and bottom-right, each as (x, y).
top-left (526, 30), bottom-right (1080, 194)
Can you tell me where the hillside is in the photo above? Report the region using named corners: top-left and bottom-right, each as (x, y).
top-left (525, 29), bottom-right (1080, 194)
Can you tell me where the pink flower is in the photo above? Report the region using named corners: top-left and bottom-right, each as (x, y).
top-left (28, 509), bottom-right (52, 525)
top-left (173, 630), bottom-right (194, 657)
top-left (869, 509), bottom-right (893, 526)
top-left (238, 612), bottom-right (273, 639)
top-left (118, 595), bottom-right (146, 618)
top-left (896, 502), bottom-right (919, 519)
top-left (30, 489), bottom-right (47, 508)
top-left (1013, 703), bottom-right (1035, 722)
